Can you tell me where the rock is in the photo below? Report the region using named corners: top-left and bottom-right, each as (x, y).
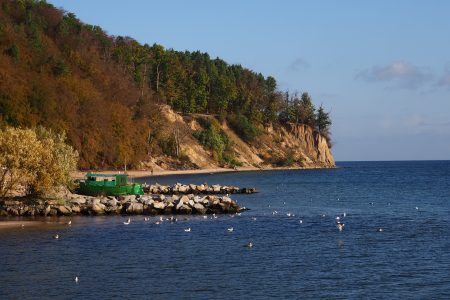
top-left (180, 195), bottom-right (190, 203)
top-left (70, 198), bottom-right (86, 205)
top-left (106, 198), bottom-right (119, 207)
top-left (71, 205), bottom-right (81, 213)
top-left (120, 195), bottom-right (136, 203)
top-left (193, 203), bottom-right (207, 214)
top-left (152, 201), bottom-right (165, 210)
top-left (222, 196), bottom-right (232, 203)
top-left (125, 202), bottom-right (143, 214)
top-left (188, 199), bottom-right (195, 207)
top-left (56, 205), bottom-right (72, 215)
top-left (212, 185), bottom-right (221, 192)
top-left (91, 202), bottom-right (106, 215)
top-left (177, 204), bottom-right (192, 214)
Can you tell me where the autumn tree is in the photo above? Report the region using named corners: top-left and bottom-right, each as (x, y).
top-left (0, 126), bottom-right (78, 197)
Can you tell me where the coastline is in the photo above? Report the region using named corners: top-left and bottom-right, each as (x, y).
top-left (73, 165), bottom-right (336, 179)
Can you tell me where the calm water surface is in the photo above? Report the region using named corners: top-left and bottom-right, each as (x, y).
top-left (1, 161), bottom-right (450, 299)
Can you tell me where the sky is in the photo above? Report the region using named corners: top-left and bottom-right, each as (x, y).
top-left (48, 0), bottom-right (450, 161)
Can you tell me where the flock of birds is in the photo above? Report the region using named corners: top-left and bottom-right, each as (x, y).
top-left (43, 200), bottom-right (423, 284)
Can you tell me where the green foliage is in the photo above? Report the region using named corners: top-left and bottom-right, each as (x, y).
top-left (227, 114), bottom-right (259, 143)
top-left (0, 1), bottom-right (332, 169)
top-left (193, 118), bottom-right (237, 166)
top-left (0, 126), bottom-right (78, 197)
top-left (159, 136), bottom-right (177, 157)
top-left (51, 58), bottom-right (69, 76)
top-left (6, 44), bottom-right (20, 63)
top-left (267, 150), bottom-right (303, 167)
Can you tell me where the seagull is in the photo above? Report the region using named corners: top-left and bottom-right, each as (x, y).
top-left (159, 216), bottom-right (163, 222)
top-left (251, 217), bottom-right (257, 221)
top-left (123, 218), bottom-right (131, 225)
top-left (227, 227), bottom-right (234, 232)
top-left (53, 234), bottom-right (59, 239)
top-left (74, 276), bottom-right (79, 283)
top-left (299, 219), bottom-right (303, 224)
top-left (283, 202), bottom-right (286, 205)
top-left (377, 228), bottom-right (383, 232)
top-left (322, 214), bottom-right (326, 217)
top-left (213, 214), bottom-right (218, 219)
top-left (203, 215), bottom-right (208, 219)
top-left (155, 221), bottom-right (160, 225)
top-left (337, 223), bottom-right (345, 232)
top-left (343, 212), bottom-right (347, 217)
top-left (67, 220), bottom-right (72, 226)
top-left (287, 213), bottom-right (292, 217)
top-left (246, 242), bottom-right (253, 248)
top-left (415, 206), bottom-right (419, 210)
top-left (184, 228), bottom-right (191, 232)
top-left (144, 217), bottom-right (149, 221)
top-left (336, 216), bottom-right (340, 221)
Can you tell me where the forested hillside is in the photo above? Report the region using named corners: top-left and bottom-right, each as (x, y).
top-left (0, 0), bottom-right (332, 169)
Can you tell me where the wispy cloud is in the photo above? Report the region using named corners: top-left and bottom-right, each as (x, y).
top-left (437, 66), bottom-right (450, 88)
top-left (288, 58), bottom-right (310, 72)
top-left (356, 61), bottom-right (432, 89)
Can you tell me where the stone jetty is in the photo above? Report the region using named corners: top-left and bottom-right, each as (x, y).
top-left (143, 183), bottom-right (257, 195)
top-left (0, 193), bottom-right (243, 217)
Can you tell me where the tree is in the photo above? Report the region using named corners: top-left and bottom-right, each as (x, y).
top-left (316, 105), bottom-right (332, 135)
top-left (0, 126), bottom-right (78, 197)
top-left (299, 92), bottom-right (316, 126)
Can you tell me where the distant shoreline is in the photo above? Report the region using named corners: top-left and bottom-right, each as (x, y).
top-left (73, 165), bottom-right (335, 179)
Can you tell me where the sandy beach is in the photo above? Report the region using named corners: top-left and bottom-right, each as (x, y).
top-left (0, 220), bottom-right (43, 229)
top-left (72, 165), bottom-right (333, 179)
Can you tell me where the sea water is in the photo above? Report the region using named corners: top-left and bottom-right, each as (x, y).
top-left (1, 161), bottom-right (450, 299)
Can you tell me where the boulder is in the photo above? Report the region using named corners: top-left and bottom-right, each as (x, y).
top-left (125, 202), bottom-right (143, 214)
top-left (70, 198), bottom-right (86, 205)
top-left (177, 204), bottom-right (192, 214)
top-left (56, 205), bottom-right (72, 215)
top-left (152, 201), bottom-right (166, 210)
top-left (106, 198), bottom-right (119, 207)
top-left (193, 203), bottom-right (207, 214)
top-left (91, 202), bottom-right (106, 215)
top-left (71, 206), bottom-right (81, 213)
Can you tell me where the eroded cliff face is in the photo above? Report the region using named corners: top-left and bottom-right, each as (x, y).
top-left (143, 107), bottom-right (335, 171)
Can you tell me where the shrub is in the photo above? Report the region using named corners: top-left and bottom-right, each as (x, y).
top-left (227, 114), bottom-right (259, 143)
top-left (0, 126), bottom-right (78, 197)
top-left (193, 117), bottom-right (237, 166)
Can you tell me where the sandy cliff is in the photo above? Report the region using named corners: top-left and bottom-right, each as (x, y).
top-left (141, 106), bottom-right (335, 171)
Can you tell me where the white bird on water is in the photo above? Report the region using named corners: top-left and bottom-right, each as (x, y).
top-left (53, 234), bottom-right (59, 239)
top-left (203, 215), bottom-right (208, 219)
top-left (74, 276), bottom-right (79, 283)
top-left (144, 217), bottom-right (149, 221)
top-left (246, 242), bottom-right (253, 248)
top-left (123, 218), bottom-right (131, 225)
top-left (377, 228), bottom-right (383, 232)
top-left (337, 223), bottom-right (345, 232)
top-left (227, 227), bottom-right (234, 233)
top-left (67, 220), bottom-right (72, 226)
top-left (184, 228), bottom-right (191, 232)
top-left (299, 219), bottom-right (303, 224)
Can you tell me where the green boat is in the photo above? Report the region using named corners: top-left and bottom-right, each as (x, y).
top-left (76, 173), bottom-right (144, 196)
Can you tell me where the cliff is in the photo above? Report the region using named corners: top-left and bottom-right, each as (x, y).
top-left (141, 106), bottom-right (335, 171)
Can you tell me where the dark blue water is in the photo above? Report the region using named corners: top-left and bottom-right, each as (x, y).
top-left (1, 161), bottom-right (450, 299)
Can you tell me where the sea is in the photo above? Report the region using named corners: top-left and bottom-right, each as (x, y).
top-left (1, 161), bottom-right (450, 299)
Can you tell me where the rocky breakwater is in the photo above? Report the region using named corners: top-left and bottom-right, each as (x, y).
top-left (0, 194), bottom-right (243, 217)
top-left (144, 182), bottom-right (257, 195)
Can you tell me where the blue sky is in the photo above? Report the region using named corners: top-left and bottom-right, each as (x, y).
top-left (48, 0), bottom-right (450, 161)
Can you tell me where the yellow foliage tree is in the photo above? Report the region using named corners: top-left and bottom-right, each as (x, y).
top-left (0, 127), bottom-right (78, 197)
